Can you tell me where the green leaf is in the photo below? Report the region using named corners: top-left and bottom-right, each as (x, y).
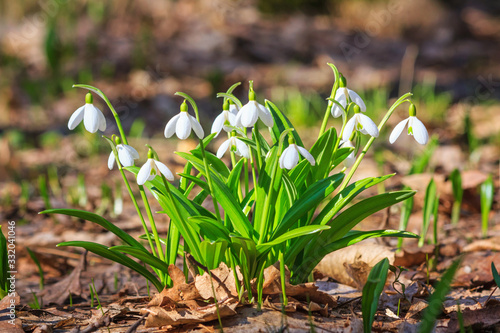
top-left (272, 173), bottom-right (344, 240)
top-left (227, 159), bottom-right (244, 199)
top-left (188, 216), bottom-right (231, 242)
top-left (419, 179), bottom-right (436, 247)
top-left (265, 100), bottom-right (303, 146)
top-left (200, 240), bottom-right (229, 270)
top-left (309, 127), bottom-right (337, 181)
top-left (40, 209), bottom-right (145, 251)
top-left (450, 169), bottom-right (463, 202)
top-left (0, 226), bottom-right (8, 295)
top-left (58, 241), bottom-right (163, 291)
top-left (362, 258), bottom-right (390, 333)
top-left (109, 245), bottom-right (170, 274)
top-left (418, 257), bottom-right (461, 333)
top-left (257, 225), bottom-right (330, 253)
top-left (491, 262), bottom-right (500, 288)
top-left (314, 175), bottom-right (394, 227)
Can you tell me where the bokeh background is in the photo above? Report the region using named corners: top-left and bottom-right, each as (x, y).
top-left (0, 0), bottom-right (499, 222)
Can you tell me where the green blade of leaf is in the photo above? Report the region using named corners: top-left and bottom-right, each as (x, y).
top-left (58, 241), bottom-right (163, 291)
top-left (40, 209), bottom-right (146, 251)
top-left (491, 262), bottom-right (500, 288)
top-left (188, 216), bottom-right (231, 242)
top-left (362, 258), bottom-right (390, 333)
top-left (256, 225), bottom-right (330, 254)
top-left (265, 100), bottom-right (303, 146)
top-left (109, 245), bottom-right (170, 274)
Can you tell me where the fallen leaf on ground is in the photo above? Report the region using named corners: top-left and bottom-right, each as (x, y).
top-left (463, 236), bottom-right (500, 252)
top-left (315, 240), bottom-right (394, 289)
top-left (448, 305), bottom-right (500, 331)
top-left (38, 251), bottom-right (87, 305)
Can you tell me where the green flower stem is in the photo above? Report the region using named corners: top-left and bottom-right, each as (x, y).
top-left (198, 138), bottom-right (222, 223)
top-left (258, 151), bottom-right (279, 244)
top-left (318, 63), bottom-right (340, 138)
top-left (279, 251), bottom-right (287, 306)
top-left (160, 174), bottom-right (202, 262)
top-left (244, 157), bottom-right (249, 195)
top-left (338, 93), bottom-right (412, 192)
top-left (138, 185), bottom-right (166, 281)
top-left (229, 133), bottom-right (243, 202)
top-left (253, 125), bottom-right (263, 169)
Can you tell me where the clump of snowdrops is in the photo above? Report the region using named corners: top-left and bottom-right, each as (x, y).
top-left (43, 63), bottom-right (427, 305)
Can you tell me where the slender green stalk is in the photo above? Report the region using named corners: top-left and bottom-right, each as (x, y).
top-left (138, 186), bottom-right (165, 283)
top-left (318, 63), bottom-right (340, 138)
top-left (244, 157), bottom-right (249, 195)
top-left (198, 138), bottom-right (222, 222)
top-left (279, 251), bottom-right (288, 306)
top-left (338, 94), bottom-right (412, 191)
top-left (160, 174), bottom-right (202, 261)
top-left (258, 152), bottom-right (279, 244)
top-left (253, 125), bottom-right (263, 169)
top-left (480, 175), bottom-right (494, 238)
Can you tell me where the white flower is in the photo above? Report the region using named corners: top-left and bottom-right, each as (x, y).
top-left (331, 87), bottom-right (366, 118)
top-left (339, 140), bottom-right (356, 167)
top-left (108, 144), bottom-right (139, 170)
top-left (68, 93), bottom-right (106, 133)
top-left (211, 110), bottom-right (237, 137)
top-left (235, 100), bottom-right (274, 128)
top-left (279, 144), bottom-right (315, 170)
top-left (137, 158), bottom-right (174, 185)
top-left (164, 111), bottom-right (204, 140)
top-left (342, 113), bottom-right (379, 141)
top-left (389, 116), bottom-right (429, 145)
top-left (216, 136), bottom-right (250, 159)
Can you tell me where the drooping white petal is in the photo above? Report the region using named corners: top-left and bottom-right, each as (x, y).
top-left (280, 145), bottom-right (300, 170)
top-left (257, 103), bottom-right (274, 127)
top-left (83, 104), bottom-right (100, 133)
top-left (342, 116), bottom-right (357, 141)
top-left (68, 105), bottom-right (85, 130)
top-left (389, 118), bottom-right (410, 144)
top-left (154, 160), bottom-right (174, 181)
top-left (95, 106), bottom-right (106, 131)
top-left (107, 151), bottom-right (116, 170)
top-left (348, 89), bottom-right (366, 112)
top-left (297, 146), bottom-right (315, 166)
top-left (164, 114), bottom-right (180, 138)
top-left (189, 114), bottom-right (204, 139)
top-left (176, 112), bottom-right (192, 140)
top-left (224, 112), bottom-right (237, 132)
top-left (137, 159), bottom-right (154, 185)
top-left (211, 113), bottom-right (226, 136)
top-left (234, 138), bottom-right (250, 158)
top-left (238, 102), bottom-right (259, 127)
top-left (409, 116), bottom-right (429, 145)
top-left (118, 145), bottom-right (135, 167)
top-left (216, 138), bottom-right (232, 158)
top-left (229, 103), bottom-right (239, 116)
top-left (331, 89), bottom-right (347, 118)
top-left (340, 140), bottom-right (355, 167)
top-left (123, 144), bottom-right (140, 159)
top-left (357, 114), bottom-right (379, 138)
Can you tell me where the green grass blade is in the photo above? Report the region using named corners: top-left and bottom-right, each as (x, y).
top-left (109, 246), bottom-right (170, 274)
top-left (418, 257), bottom-right (461, 333)
top-left (491, 262), bottom-right (500, 288)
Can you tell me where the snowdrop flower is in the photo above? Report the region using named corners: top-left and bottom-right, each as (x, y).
top-left (235, 83), bottom-right (274, 128)
top-left (211, 101), bottom-right (237, 137)
top-left (389, 104), bottom-right (429, 145)
top-left (279, 138), bottom-right (315, 170)
top-left (68, 93), bottom-right (106, 133)
top-left (339, 140), bottom-right (356, 167)
top-left (342, 105), bottom-right (379, 141)
top-left (107, 137), bottom-right (139, 170)
top-left (137, 150), bottom-right (174, 185)
top-left (216, 132), bottom-right (250, 159)
top-left (331, 75), bottom-right (366, 118)
top-left (164, 100), bottom-right (204, 140)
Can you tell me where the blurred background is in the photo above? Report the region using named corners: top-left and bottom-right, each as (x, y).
top-left (0, 0), bottom-right (499, 223)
